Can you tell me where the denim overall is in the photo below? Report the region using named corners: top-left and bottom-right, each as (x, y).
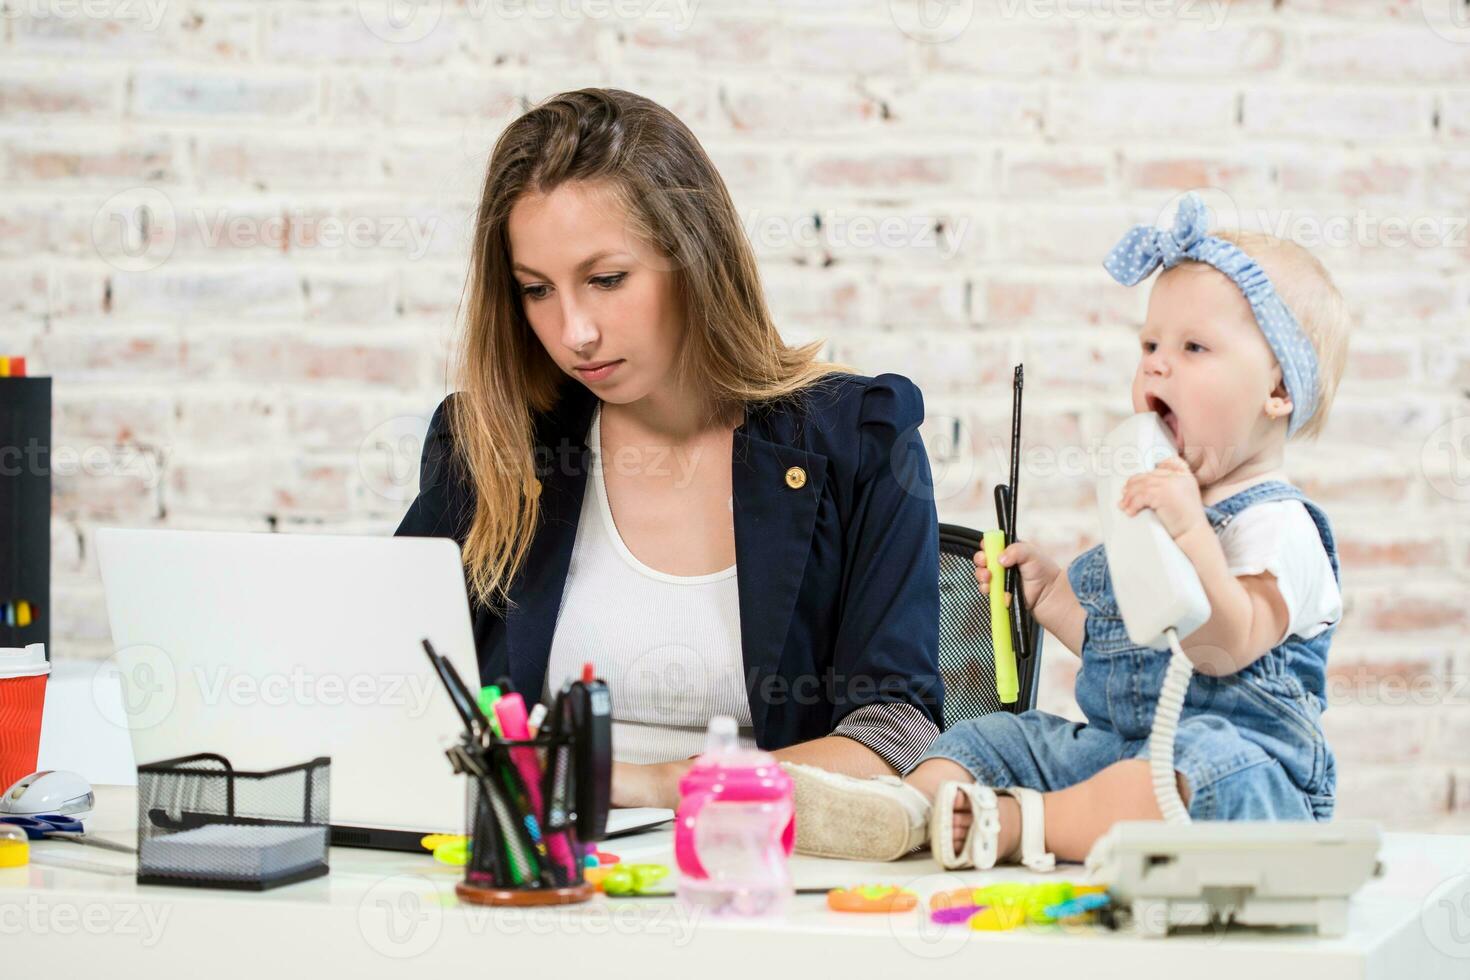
top-left (923, 481), bottom-right (1338, 821)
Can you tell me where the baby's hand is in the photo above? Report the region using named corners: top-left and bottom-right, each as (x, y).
top-left (973, 540), bottom-right (1061, 612)
top-left (1119, 456), bottom-right (1206, 540)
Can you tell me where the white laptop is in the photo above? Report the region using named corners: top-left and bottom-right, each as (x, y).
top-left (95, 528), bottom-right (480, 851)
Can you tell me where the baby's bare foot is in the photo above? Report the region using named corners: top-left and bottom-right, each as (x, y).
top-left (952, 796), bottom-right (972, 851)
top-left (946, 788), bottom-right (1022, 858)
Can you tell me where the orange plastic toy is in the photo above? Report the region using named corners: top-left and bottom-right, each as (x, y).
top-left (827, 884), bottom-right (919, 913)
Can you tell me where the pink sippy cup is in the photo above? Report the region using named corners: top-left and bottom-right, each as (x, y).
top-left (674, 716), bottom-right (795, 916)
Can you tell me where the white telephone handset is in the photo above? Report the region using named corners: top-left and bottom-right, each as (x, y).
top-left (1096, 414), bottom-right (1211, 649)
top-left (1096, 413), bottom-right (1211, 823)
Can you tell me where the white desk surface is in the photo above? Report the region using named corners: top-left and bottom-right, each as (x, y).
top-left (5, 787), bottom-right (1470, 977)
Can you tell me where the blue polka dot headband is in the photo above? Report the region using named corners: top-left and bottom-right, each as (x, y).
top-left (1103, 193), bottom-right (1320, 437)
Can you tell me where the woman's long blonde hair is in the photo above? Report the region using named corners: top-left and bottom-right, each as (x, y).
top-left (452, 88), bottom-right (846, 609)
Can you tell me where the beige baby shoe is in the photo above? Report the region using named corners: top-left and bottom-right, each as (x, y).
top-left (784, 762), bottom-right (930, 861)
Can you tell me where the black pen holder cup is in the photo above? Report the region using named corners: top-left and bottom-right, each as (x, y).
top-left (453, 734), bottom-right (594, 907)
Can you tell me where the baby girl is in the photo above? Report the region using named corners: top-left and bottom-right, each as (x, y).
top-left (790, 194), bottom-right (1350, 871)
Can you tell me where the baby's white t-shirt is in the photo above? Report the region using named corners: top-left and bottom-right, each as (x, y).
top-left (1216, 498), bottom-right (1343, 644)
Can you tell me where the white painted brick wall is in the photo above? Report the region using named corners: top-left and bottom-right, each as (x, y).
top-left (2, 0), bottom-right (1467, 830)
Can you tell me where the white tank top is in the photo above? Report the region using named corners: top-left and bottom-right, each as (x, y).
top-left (543, 405), bottom-right (755, 764)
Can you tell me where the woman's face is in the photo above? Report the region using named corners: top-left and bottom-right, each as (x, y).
top-left (508, 180), bottom-right (684, 404)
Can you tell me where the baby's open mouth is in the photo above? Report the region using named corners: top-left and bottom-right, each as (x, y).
top-left (1146, 394), bottom-right (1182, 451)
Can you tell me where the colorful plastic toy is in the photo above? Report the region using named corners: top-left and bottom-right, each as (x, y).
top-left (420, 833), bottom-right (463, 851)
top-left (419, 833), bottom-right (469, 867)
top-left (826, 884), bottom-right (919, 913)
top-left (970, 903), bottom-right (1028, 931)
top-left (929, 886), bottom-right (980, 910)
top-left (930, 904), bottom-right (985, 925)
top-left (0, 825), bottom-right (28, 868)
top-left (927, 881), bottom-right (1108, 929)
top-left (588, 863), bottom-right (670, 896)
top-left (1021, 882), bottom-right (1074, 923)
top-left (1043, 892), bottom-right (1111, 921)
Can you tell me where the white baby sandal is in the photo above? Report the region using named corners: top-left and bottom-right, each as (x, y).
top-left (929, 781), bottom-right (1055, 872)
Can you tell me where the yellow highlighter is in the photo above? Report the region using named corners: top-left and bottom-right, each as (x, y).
top-left (983, 529), bottom-right (1018, 704)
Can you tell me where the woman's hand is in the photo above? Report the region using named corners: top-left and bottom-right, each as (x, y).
top-left (611, 760), bottom-right (692, 811)
top-left (974, 539), bottom-right (1062, 615)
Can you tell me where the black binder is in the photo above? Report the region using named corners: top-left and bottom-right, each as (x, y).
top-left (1, 375), bottom-right (50, 654)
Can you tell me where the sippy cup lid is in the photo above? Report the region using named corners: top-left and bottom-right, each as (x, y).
top-left (702, 715), bottom-right (738, 756)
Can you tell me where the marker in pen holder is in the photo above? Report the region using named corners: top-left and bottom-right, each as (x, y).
top-left (448, 727), bottom-right (595, 907)
top-left (420, 640), bottom-right (610, 906)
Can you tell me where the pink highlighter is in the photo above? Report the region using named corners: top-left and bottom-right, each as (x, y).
top-left (494, 693), bottom-right (579, 881)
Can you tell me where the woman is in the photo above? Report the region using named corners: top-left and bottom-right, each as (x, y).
top-left (396, 88), bottom-right (941, 810)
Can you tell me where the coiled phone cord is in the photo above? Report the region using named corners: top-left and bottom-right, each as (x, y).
top-left (1149, 627), bottom-right (1194, 825)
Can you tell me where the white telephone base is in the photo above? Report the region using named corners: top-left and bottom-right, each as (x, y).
top-left (1086, 819), bottom-right (1383, 938)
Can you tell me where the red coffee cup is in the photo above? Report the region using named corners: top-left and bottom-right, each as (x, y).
top-left (0, 644), bottom-right (49, 793)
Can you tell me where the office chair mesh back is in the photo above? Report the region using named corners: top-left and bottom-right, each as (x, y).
top-left (937, 524), bottom-right (1040, 729)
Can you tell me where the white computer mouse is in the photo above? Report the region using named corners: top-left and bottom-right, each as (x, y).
top-left (0, 770), bottom-right (95, 816)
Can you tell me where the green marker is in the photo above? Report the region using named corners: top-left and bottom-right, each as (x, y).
top-left (478, 686), bottom-right (502, 735)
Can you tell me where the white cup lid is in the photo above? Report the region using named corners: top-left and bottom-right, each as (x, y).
top-left (0, 643), bottom-right (49, 679)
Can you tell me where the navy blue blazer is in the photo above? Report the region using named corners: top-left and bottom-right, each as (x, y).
top-left (394, 372), bottom-right (943, 750)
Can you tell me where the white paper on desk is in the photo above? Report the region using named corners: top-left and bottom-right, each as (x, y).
top-left (605, 807), bottom-right (674, 836)
top-left (140, 824), bottom-right (327, 879)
